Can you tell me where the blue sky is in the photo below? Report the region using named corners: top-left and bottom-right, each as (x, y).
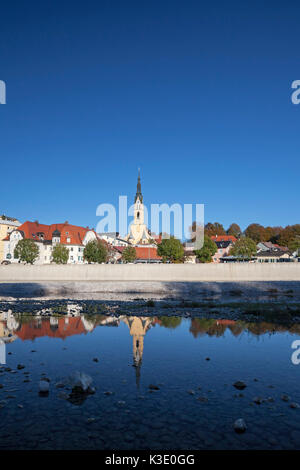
top-left (0, 0), bottom-right (299, 233)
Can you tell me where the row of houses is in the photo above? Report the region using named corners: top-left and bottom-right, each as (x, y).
top-left (209, 235), bottom-right (297, 263)
top-left (0, 216), bottom-right (163, 264)
top-left (0, 215), bottom-right (298, 265)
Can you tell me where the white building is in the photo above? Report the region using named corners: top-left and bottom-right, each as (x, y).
top-left (3, 220), bottom-right (98, 264)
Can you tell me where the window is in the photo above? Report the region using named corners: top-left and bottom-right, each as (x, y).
top-left (67, 237), bottom-right (70, 243)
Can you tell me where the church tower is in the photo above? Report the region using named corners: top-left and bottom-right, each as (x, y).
top-left (126, 169), bottom-right (151, 245)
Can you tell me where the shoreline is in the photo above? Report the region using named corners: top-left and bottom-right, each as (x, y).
top-left (0, 280), bottom-right (300, 324)
top-left (1, 275), bottom-right (299, 324)
top-left (1, 279), bottom-right (300, 301)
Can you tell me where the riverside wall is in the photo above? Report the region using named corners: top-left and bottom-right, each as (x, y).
top-left (0, 263), bottom-right (299, 282)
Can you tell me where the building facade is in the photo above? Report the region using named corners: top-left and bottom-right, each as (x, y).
top-left (3, 220), bottom-right (98, 264)
top-left (0, 215), bottom-right (21, 261)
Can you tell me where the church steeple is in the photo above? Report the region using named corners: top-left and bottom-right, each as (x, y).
top-left (134, 168), bottom-right (143, 203)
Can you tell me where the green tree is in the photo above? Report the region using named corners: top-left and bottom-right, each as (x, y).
top-left (122, 246), bottom-right (137, 263)
top-left (14, 239), bottom-right (39, 264)
top-left (227, 223), bottom-right (241, 238)
top-left (194, 235), bottom-right (217, 263)
top-left (52, 244), bottom-right (69, 264)
top-left (159, 316), bottom-right (182, 329)
top-left (288, 238), bottom-right (300, 255)
top-left (157, 236), bottom-right (184, 263)
top-left (83, 240), bottom-right (108, 263)
top-left (229, 237), bottom-right (257, 260)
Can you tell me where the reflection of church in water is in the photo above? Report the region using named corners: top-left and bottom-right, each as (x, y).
top-left (122, 316), bottom-right (153, 387)
top-left (0, 310), bottom-right (154, 387)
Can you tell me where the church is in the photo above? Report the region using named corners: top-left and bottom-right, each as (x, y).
top-left (125, 170), bottom-right (152, 245)
top-left (98, 170), bottom-right (162, 263)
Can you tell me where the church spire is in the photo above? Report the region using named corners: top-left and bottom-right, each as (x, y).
top-left (134, 168), bottom-right (143, 203)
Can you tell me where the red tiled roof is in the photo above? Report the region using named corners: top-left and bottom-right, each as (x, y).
top-left (9, 221), bottom-right (96, 246)
top-left (273, 244), bottom-right (289, 251)
top-left (135, 247), bottom-right (161, 260)
top-left (210, 235), bottom-right (237, 243)
top-left (113, 245), bottom-right (161, 260)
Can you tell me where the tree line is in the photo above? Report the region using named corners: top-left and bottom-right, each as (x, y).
top-left (10, 220), bottom-right (300, 265)
top-left (204, 221), bottom-right (300, 250)
top-left (13, 239), bottom-right (137, 265)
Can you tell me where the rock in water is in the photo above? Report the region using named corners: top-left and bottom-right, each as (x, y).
top-left (39, 381), bottom-right (49, 395)
top-left (68, 372), bottom-right (93, 392)
top-left (281, 394), bottom-right (290, 402)
top-left (149, 384), bottom-right (160, 390)
top-left (234, 419), bottom-right (247, 433)
top-left (233, 381), bottom-right (247, 390)
top-left (253, 397), bottom-right (263, 405)
top-left (290, 402), bottom-right (300, 409)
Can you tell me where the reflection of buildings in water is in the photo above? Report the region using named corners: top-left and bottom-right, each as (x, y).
top-left (0, 310), bottom-right (120, 343)
top-left (121, 316), bottom-right (153, 387)
top-left (66, 303), bottom-right (83, 316)
top-left (10, 315), bottom-right (96, 341)
top-left (0, 311), bottom-right (19, 343)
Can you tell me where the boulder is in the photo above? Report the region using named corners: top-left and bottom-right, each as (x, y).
top-left (290, 402), bottom-right (300, 409)
top-left (233, 381), bottom-right (246, 390)
top-left (39, 381), bottom-right (49, 395)
top-left (234, 418), bottom-right (247, 433)
top-left (68, 371), bottom-right (93, 392)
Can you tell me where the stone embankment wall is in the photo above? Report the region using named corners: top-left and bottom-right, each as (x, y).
top-left (0, 263), bottom-right (299, 282)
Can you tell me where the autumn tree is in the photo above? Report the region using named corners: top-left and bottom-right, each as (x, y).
top-left (14, 239), bottom-right (39, 264)
top-left (194, 235), bottom-right (217, 263)
top-left (244, 223), bottom-right (267, 243)
top-left (204, 222), bottom-right (226, 237)
top-left (278, 225), bottom-right (300, 247)
top-left (227, 223), bottom-right (241, 238)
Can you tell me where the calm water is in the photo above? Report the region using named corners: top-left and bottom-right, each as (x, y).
top-left (1, 311), bottom-right (300, 450)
